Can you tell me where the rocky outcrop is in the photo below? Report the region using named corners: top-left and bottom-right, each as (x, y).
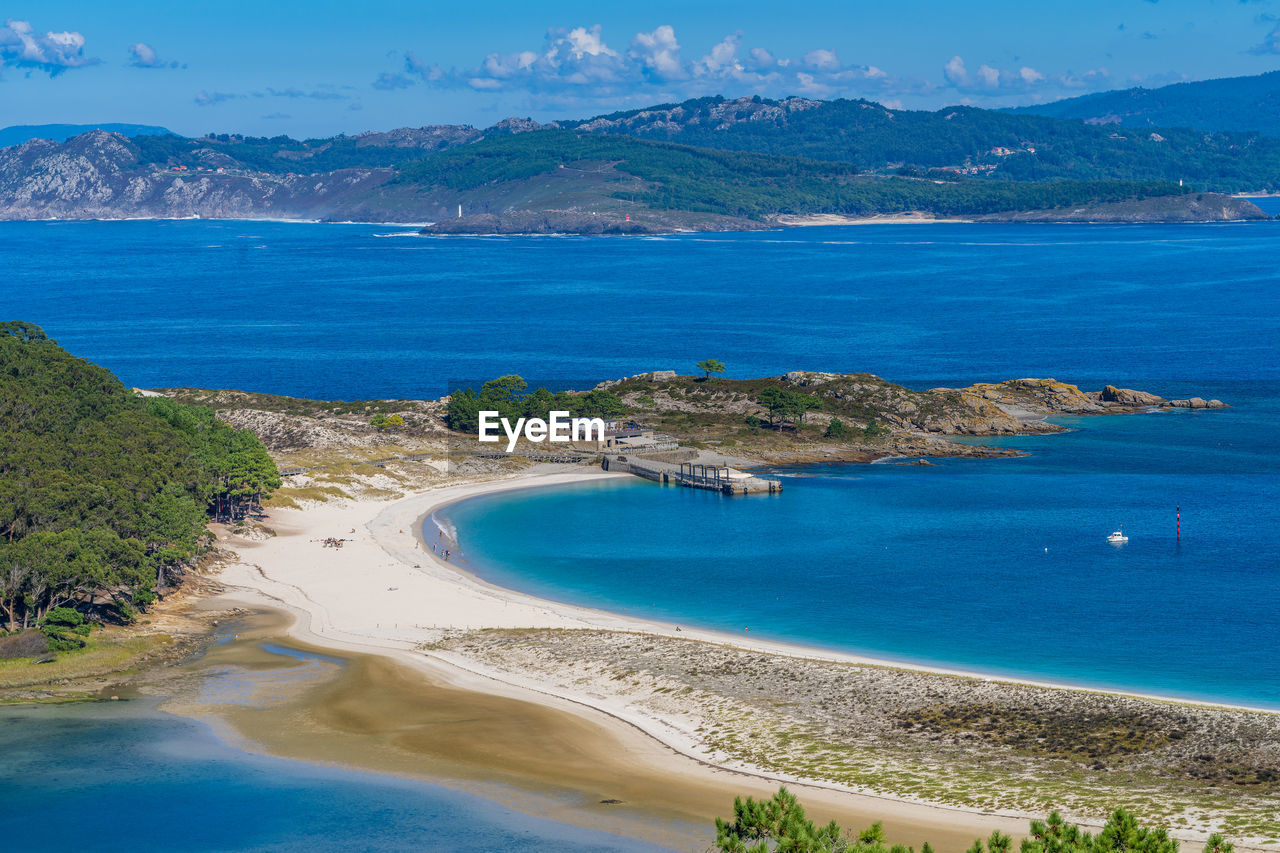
top-left (353, 125), bottom-right (482, 150)
top-left (568, 96), bottom-right (824, 137)
top-left (961, 378), bottom-right (1107, 414)
top-left (486, 117), bottom-right (557, 136)
top-left (781, 373), bottom-right (1227, 435)
top-left (1165, 396), bottom-right (1228, 409)
top-left (0, 130), bottom-right (412, 220)
top-left (154, 387), bottom-right (449, 451)
top-left (1094, 385), bottom-right (1228, 409)
top-left (1096, 385), bottom-right (1165, 406)
top-left (781, 371), bottom-right (1049, 435)
top-left (0, 129), bottom-right (520, 222)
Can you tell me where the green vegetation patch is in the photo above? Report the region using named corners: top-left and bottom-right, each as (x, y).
top-left (713, 786), bottom-right (1236, 853)
top-left (897, 702), bottom-right (1186, 759)
top-left (0, 322), bottom-right (279, 635)
top-left (394, 129), bottom-right (1190, 220)
top-left (0, 630), bottom-right (171, 693)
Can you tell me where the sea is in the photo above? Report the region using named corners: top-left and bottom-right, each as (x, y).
top-left (3, 212), bottom-right (1279, 845)
top-left (0, 700), bottom-right (672, 853)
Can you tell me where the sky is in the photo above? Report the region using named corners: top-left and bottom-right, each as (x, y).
top-left (2, 1), bottom-right (1280, 138)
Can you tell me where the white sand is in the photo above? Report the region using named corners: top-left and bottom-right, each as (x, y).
top-left (774, 213), bottom-right (972, 226)
top-left (215, 466), bottom-right (1272, 846)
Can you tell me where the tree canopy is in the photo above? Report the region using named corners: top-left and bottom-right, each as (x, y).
top-left (698, 359), bottom-right (727, 379)
top-left (446, 375), bottom-right (625, 433)
top-left (0, 322), bottom-right (279, 630)
top-left (757, 387), bottom-right (823, 429)
top-left (713, 788), bottom-right (1234, 853)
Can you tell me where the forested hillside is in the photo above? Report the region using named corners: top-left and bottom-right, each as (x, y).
top-left (561, 95), bottom-right (1280, 191)
top-left (0, 322), bottom-right (279, 630)
top-left (399, 129), bottom-right (1197, 220)
top-left (1010, 70), bottom-right (1280, 137)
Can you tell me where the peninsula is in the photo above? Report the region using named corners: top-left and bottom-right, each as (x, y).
top-left (3, 328), bottom-right (1269, 851)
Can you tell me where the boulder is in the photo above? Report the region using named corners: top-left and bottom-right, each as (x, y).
top-left (1166, 397), bottom-right (1229, 409)
top-left (1099, 385), bottom-right (1165, 406)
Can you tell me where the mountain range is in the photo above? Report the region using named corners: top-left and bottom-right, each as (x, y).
top-left (1010, 70), bottom-right (1280, 137)
top-left (3, 71), bottom-right (1279, 231)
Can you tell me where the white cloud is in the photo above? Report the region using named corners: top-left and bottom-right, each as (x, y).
top-left (943, 55), bottom-right (968, 86)
top-left (803, 49), bottom-right (840, 71)
top-left (129, 42), bottom-right (157, 66)
top-left (745, 47), bottom-right (777, 72)
top-left (128, 41), bottom-right (181, 69)
top-left (195, 85), bottom-right (350, 106)
top-left (0, 19), bottom-right (97, 76)
top-left (266, 86), bottom-right (348, 101)
top-left (631, 25), bottom-right (684, 79)
top-left (943, 55), bottom-right (1098, 97)
top-left (194, 90), bottom-right (241, 106)
top-left (379, 24), bottom-right (923, 103)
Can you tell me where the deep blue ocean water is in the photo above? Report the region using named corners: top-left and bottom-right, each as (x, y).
top-left (2, 213), bottom-right (1279, 397)
top-left (0, 701), bottom-right (673, 852)
top-left (2, 216), bottom-right (1279, 835)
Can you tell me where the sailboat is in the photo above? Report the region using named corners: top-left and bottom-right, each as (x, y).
top-left (1107, 528), bottom-right (1128, 544)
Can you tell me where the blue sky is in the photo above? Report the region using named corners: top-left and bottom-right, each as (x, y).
top-left (2, 1), bottom-right (1280, 138)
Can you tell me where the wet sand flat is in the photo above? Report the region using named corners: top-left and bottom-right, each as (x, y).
top-left (171, 605), bottom-right (1025, 852)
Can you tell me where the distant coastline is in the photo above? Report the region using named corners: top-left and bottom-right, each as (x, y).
top-left (5, 202), bottom-right (1271, 236)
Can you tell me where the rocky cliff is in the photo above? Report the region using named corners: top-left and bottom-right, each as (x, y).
top-left (0, 131), bottom-right (409, 221)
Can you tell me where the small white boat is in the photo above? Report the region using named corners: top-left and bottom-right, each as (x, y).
top-left (1107, 529), bottom-right (1128, 544)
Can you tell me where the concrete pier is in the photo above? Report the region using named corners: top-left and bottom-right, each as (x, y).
top-left (602, 455), bottom-right (782, 495)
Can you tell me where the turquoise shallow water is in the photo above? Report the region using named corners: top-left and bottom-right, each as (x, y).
top-left (442, 397), bottom-right (1280, 709)
top-left (0, 693), bottom-right (678, 852)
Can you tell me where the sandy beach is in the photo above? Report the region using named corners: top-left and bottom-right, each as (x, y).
top-left (212, 467), bottom-right (1278, 850)
top-left (213, 468), bottom-right (1036, 848)
top-left (773, 213), bottom-right (973, 226)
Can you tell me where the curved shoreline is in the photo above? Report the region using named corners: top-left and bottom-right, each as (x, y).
top-left (215, 467), bottom-right (1275, 850)
top-left (215, 469), bottom-right (1037, 848)
top-left (419, 471), bottom-right (1275, 715)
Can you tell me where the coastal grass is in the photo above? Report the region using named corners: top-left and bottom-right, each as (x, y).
top-left (432, 627), bottom-right (1280, 845)
top-left (0, 630), bottom-right (172, 696)
top-left (266, 484), bottom-right (351, 507)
